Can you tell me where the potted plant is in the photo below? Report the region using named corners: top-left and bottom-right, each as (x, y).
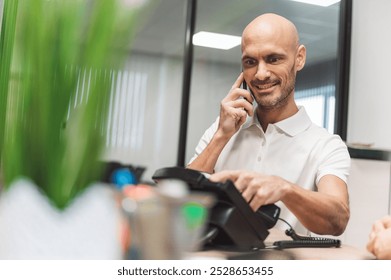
top-left (0, 0), bottom-right (144, 259)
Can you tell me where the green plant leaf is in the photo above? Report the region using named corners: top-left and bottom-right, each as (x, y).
top-left (0, 0), bottom-right (140, 209)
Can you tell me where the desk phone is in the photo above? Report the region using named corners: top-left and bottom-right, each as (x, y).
top-left (152, 167), bottom-right (280, 251)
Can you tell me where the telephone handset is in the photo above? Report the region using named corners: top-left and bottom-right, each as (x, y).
top-left (152, 167), bottom-right (281, 251)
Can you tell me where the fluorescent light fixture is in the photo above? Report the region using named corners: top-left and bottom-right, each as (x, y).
top-left (290, 0), bottom-right (340, 7)
top-left (193, 31), bottom-right (241, 50)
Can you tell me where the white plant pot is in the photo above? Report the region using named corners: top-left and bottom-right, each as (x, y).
top-left (0, 179), bottom-right (123, 259)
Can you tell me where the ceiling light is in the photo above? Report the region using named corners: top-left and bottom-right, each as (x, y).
top-left (192, 31), bottom-right (241, 50)
top-left (290, 0), bottom-right (340, 7)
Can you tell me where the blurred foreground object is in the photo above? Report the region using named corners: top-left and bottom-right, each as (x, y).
top-left (121, 180), bottom-right (215, 259)
top-left (0, 0), bottom-right (146, 258)
top-left (0, 179), bottom-right (122, 259)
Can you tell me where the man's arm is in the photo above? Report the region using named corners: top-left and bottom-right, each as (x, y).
top-left (187, 130), bottom-right (230, 173)
top-left (282, 175), bottom-right (349, 235)
top-left (210, 170), bottom-right (349, 235)
top-left (187, 73), bottom-right (253, 173)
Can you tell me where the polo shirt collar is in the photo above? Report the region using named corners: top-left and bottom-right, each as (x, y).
top-left (274, 106), bottom-right (312, 136)
top-left (242, 106), bottom-right (312, 137)
top-left (242, 108), bottom-right (259, 129)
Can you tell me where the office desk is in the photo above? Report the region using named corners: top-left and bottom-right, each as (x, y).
top-left (192, 229), bottom-right (375, 260)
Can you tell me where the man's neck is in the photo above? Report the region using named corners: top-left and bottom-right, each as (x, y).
top-left (256, 102), bottom-right (299, 132)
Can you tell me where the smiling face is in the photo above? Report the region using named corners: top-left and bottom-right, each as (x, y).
top-left (241, 14), bottom-right (306, 111)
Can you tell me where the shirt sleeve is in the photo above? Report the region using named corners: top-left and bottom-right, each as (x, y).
top-left (187, 117), bottom-right (219, 165)
top-left (316, 135), bottom-right (351, 185)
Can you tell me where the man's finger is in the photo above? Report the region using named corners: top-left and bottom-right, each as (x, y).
top-left (210, 170), bottom-right (241, 182)
top-left (231, 72), bottom-right (244, 90)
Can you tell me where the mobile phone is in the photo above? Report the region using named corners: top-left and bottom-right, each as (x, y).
top-left (241, 68), bottom-right (247, 90)
top-left (241, 78), bottom-right (251, 104)
top-left (242, 79), bottom-right (247, 90)
top-left (241, 74), bottom-right (254, 103)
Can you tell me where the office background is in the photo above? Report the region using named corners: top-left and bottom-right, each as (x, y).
top-left (7, 0), bottom-right (342, 181)
top-left (0, 0), bottom-right (351, 181)
top-left (1, 0), bottom-right (390, 249)
top-left (125, 0), bottom-right (343, 180)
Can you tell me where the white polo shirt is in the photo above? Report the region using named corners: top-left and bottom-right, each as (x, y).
top-left (189, 106), bottom-right (350, 234)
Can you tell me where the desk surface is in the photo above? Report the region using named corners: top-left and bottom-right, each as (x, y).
top-left (192, 229), bottom-right (374, 260)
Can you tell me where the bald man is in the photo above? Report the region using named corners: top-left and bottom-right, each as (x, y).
top-left (188, 13), bottom-right (350, 236)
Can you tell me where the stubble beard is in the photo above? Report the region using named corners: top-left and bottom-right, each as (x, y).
top-left (255, 71), bottom-right (296, 112)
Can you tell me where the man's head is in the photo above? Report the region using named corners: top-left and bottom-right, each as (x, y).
top-left (241, 13), bottom-right (306, 111)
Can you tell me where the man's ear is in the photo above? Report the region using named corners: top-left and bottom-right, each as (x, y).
top-left (296, 45), bottom-right (306, 71)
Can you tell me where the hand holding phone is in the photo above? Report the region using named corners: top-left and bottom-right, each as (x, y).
top-left (218, 73), bottom-right (254, 138)
top-left (229, 72), bottom-right (254, 111)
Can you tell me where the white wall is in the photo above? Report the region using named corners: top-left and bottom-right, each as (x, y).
top-left (344, 158), bottom-right (391, 248)
top-left (345, 0), bottom-right (391, 249)
top-left (347, 0), bottom-right (391, 150)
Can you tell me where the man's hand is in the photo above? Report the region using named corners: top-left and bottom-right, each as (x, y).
top-left (187, 74), bottom-right (254, 174)
top-left (217, 73), bottom-right (254, 139)
top-left (367, 216), bottom-right (391, 259)
top-left (209, 170), bottom-right (290, 211)
top-left (210, 170), bottom-right (349, 235)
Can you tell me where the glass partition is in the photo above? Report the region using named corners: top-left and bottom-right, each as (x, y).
top-left (101, 0), bottom-right (187, 181)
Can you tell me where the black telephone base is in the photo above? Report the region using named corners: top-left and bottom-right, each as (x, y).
top-left (152, 166), bottom-right (281, 251)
